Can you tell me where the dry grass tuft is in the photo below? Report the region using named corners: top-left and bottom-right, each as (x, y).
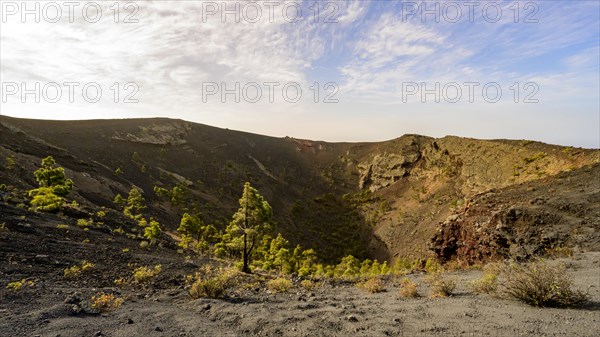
top-left (189, 266), bottom-right (238, 299)
top-left (132, 265), bottom-right (161, 284)
top-left (301, 279), bottom-right (314, 291)
top-left (90, 292), bottom-right (124, 312)
top-left (470, 263), bottom-right (500, 294)
top-left (357, 277), bottom-right (386, 293)
top-left (498, 260), bottom-right (588, 307)
top-left (544, 246), bottom-right (574, 258)
top-left (267, 277), bottom-right (293, 293)
top-left (398, 278), bottom-right (419, 298)
top-left (427, 272), bottom-right (456, 298)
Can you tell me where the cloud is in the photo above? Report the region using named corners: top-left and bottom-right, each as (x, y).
top-left (338, 0), bottom-right (366, 25)
top-left (1, 0), bottom-right (598, 147)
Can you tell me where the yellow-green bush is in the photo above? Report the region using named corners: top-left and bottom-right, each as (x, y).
top-left (64, 260), bottom-right (95, 278)
top-left (6, 279), bottom-right (34, 292)
top-left (77, 218), bottom-right (93, 227)
top-left (29, 188), bottom-right (63, 212)
top-left (132, 265), bottom-right (161, 284)
top-left (267, 277), bottom-right (293, 293)
top-left (392, 257), bottom-right (421, 275)
top-left (424, 258), bottom-right (443, 274)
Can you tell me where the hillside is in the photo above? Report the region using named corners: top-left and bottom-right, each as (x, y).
top-left (1, 116), bottom-right (598, 263)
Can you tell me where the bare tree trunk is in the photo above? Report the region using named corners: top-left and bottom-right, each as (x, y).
top-left (242, 232), bottom-right (250, 273)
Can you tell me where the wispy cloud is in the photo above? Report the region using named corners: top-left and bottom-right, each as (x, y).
top-left (1, 0), bottom-right (598, 147)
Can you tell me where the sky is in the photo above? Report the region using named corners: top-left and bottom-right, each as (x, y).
top-left (1, 0), bottom-right (599, 147)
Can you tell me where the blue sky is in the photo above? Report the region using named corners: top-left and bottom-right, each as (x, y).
top-left (1, 0), bottom-right (599, 147)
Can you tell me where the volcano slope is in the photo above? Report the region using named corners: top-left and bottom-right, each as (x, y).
top-left (1, 116), bottom-right (598, 262)
top-left (0, 116), bottom-right (599, 336)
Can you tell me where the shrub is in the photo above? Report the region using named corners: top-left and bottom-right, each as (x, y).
top-left (90, 293), bottom-right (124, 312)
top-left (544, 245), bottom-right (574, 258)
top-left (0, 223), bottom-right (6, 232)
top-left (56, 224), bottom-right (69, 230)
top-left (334, 255), bottom-right (361, 280)
top-left (6, 279), bottom-right (34, 292)
top-left (114, 277), bottom-right (128, 287)
top-left (523, 152), bottom-right (546, 164)
top-left (392, 257), bottom-right (421, 275)
top-left (77, 218), bottom-right (93, 227)
top-left (470, 264), bottom-right (500, 294)
top-left (424, 258), bottom-right (443, 274)
top-left (301, 279), bottom-right (314, 291)
top-left (5, 156), bottom-right (16, 170)
top-left (80, 260), bottom-right (95, 271)
top-left (63, 265), bottom-right (81, 278)
top-left (471, 273), bottom-right (497, 294)
top-left (144, 219), bottom-right (162, 240)
top-left (444, 259), bottom-right (470, 272)
top-left (29, 188), bottom-right (63, 212)
top-left (64, 260), bottom-right (95, 278)
top-left (132, 265), bottom-right (161, 284)
top-left (113, 193), bottom-right (125, 207)
top-left (398, 278), bottom-right (419, 298)
top-left (427, 272), bottom-right (456, 298)
top-left (267, 277), bottom-right (293, 293)
top-left (498, 260), bottom-right (588, 307)
top-left (357, 277), bottom-right (385, 294)
top-left (189, 266), bottom-right (238, 299)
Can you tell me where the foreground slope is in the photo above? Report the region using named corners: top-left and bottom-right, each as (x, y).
top-left (0, 199), bottom-right (598, 336)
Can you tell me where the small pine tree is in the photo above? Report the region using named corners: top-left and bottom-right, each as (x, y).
top-left (380, 261), bottom-right (390, 275)
top-left (124, 187), bottom-right (146, 219)
top-left (226, 182), bottom-right (272, 273)
top-left (178, 213), bottom-right (203, 247)
top-left (113, 193), bottom-right (126, 208)
top-left (292, 245), bottom-right (303, 271)
top-left (335, 255), bottom-right (360, 279)
top-left (33, 156), bottom-right (73, 196)
top-left (370, 260), bottom-right (381, 276)
top-left (360, 259), bottom-right (373, 275)
top-left (28, 156), bottom-right (73, 212)
top-left (29, 187), bottom-right (64, 212)
top-left (298, 248), bottom-right (317, 276)
top-left (144, 219), bottom-right (162, 241)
